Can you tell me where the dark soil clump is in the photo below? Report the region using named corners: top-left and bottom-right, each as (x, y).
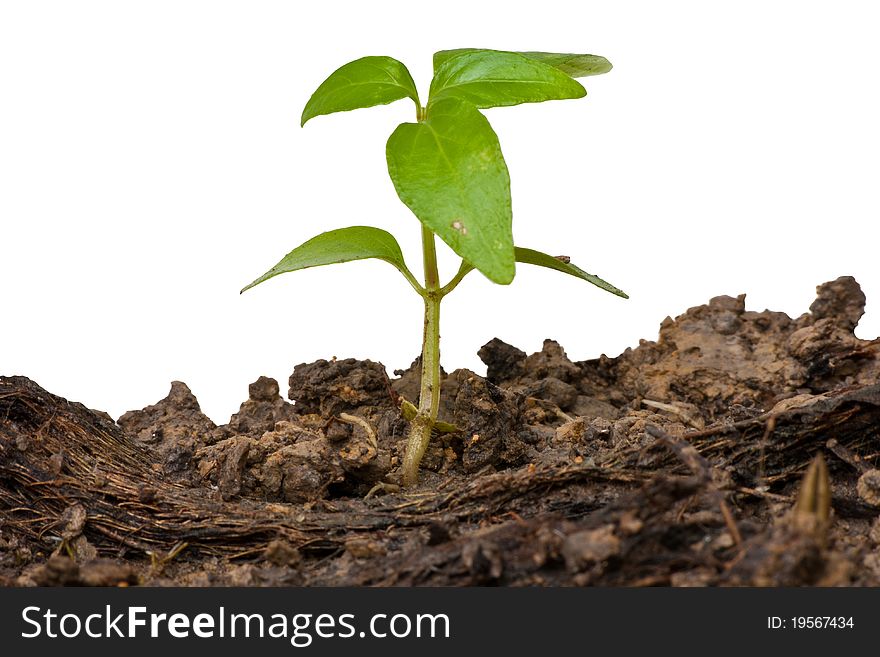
top-left (2, 277), bottom-right (879, 586)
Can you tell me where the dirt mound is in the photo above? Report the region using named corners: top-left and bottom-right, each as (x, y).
top-left (483, 276), bottom-right (878, 421)
top-left (1, 277), bottom-right (879, 586)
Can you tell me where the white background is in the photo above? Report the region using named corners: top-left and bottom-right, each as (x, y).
top-left (2, 0), bottom-right (878, 423)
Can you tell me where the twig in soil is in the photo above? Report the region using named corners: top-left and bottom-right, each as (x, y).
top-left (718, 498), bottom-right (743, 548)
top-left (338, 413), bottom-right (378, 453)
top-left (364, 482), bottom-right (401, 499)
top-left (736, 487), bottom-right (792, 503)
top-left (529, 397), bottom-right (574, 423)
top-left (149, 541), bottom-right (189, 576)
top-left (641, 399), bottom-right (702, 429)
top-left (227, 546), bottom-right (272, 561)
top-left (825, 438), bottom-right (870, 474)
top-left (673, 409), bottom-right (778, 441)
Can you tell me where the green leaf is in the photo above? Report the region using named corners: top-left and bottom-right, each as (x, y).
top-left (301, 56), bottom-right (420, 126)
top-left (433, 49), bottom-right (612, 79)
top-left (386, 97), bottom-right (514, 285)
top-left (241, 226), bottom-right (412, 293)
top-left (429, 49), bottom-right (586, 109)
top-left (517, 52), bottom-right (612, 78)
top-left (432, 48), bottom-right (480, 71)
top-left (514, 247), bottom-right (628, 298)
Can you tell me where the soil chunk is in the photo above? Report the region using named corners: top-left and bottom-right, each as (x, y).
top-left (288, 358), bottom-right (392, 415)
top-left (195, 421), bottom-right (344, 503)
top-left (478, 338), bottom-right (527, 384)
top-left (223, 376), bottom-right (297, 437)
top-left (450, 369), bottom-right (530, 473)
top-left (809, 275), bottom-right (866, 330)
top-left (117, 381), bottom-right (215, 477)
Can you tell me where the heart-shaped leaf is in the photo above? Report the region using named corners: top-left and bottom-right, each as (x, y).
top-left (429, 49), bottom-right (586, 109)
top-left (386, 97), bottom-right (514, 285)
top-left (301, 56), bottom-right (420, 126)
top-left (515, 247), bottom-right (628, 297)
top-left (241, 226), bottom-right (413, 293)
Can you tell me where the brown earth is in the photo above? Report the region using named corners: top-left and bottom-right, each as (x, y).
top-left (1, 276), bottom-right (879, 586)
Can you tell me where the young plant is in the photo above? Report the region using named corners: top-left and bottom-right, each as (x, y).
top-left (242, 49), bottom-right (627, 486)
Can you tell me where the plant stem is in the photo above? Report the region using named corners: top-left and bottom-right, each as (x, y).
top-left (402, 225), bottom-right (442, 486)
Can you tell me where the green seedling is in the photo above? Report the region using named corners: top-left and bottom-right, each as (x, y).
top-left (242, 48), bottom-right (628, 486)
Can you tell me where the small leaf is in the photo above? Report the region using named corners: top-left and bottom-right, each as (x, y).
top-left (518, 52), bottom-right (612, 78)
top-left (429, 49), bottom-right (585, 109)
top-left (301, 56), bottom-right (420, 126)
top-left (400, 398), bottom-right (418, 421)
top-left (399, 398), bottom-right (459, 433)
top-left (515, 247), bottom-right (628, 298)
top-left (387, 97), bottom-right (514, 284)
top-left (241, 226), bottom-right (411, 293)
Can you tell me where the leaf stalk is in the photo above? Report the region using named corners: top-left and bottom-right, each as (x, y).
top-left (439, 260), bottom-right (474, 297)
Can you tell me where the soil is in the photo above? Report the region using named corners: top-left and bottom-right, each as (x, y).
top-left (2, 276), bottom-right (880, 586)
